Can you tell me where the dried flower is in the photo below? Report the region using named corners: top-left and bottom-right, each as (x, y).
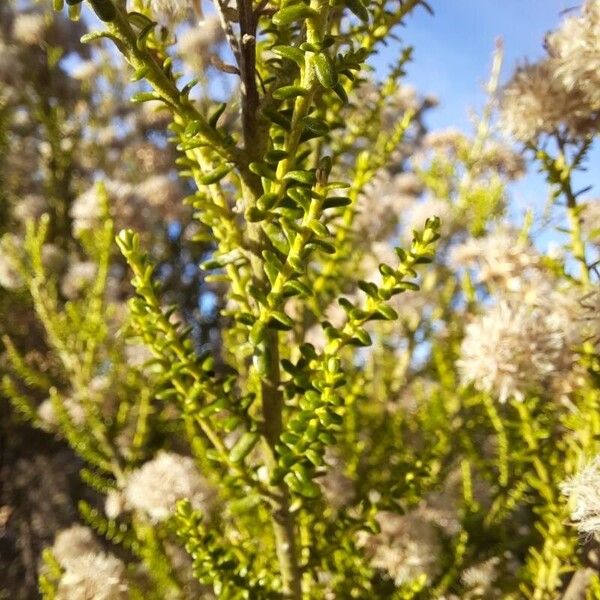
top-left (423, 128), bottom-right (468, 154)
top-left (457, 299), bottom-right (576, 402)
top-left (151, 0), bottom-right (194, 22)
top-left (178, 17), bottom-right (223, 72)
top-left (500, 59), bottom-right (598, 144)
top-left (56, 552), bottom-right (128, 600)
top-left (561, 456), bottom-right (600, 536)
top-left (60, 261), bottom-right (97, 299)
top-left (546, 0), bottom-right (600, 111)
top-left (12, 13), bottom-right (46, 46)
top-left (449, 228), bottom-right (541, 294)
top-left (104, 490), bottom-right (125, 520)
top-left (461, 557), bottom-right (500, 592)
top-left (52, 525), bottom-right (102, 567)
top-left (123, 452), bottom-right (214, 522)
top-left (14, 194), bottom-right (47, 222)
top-left (318, 450), bottom-right (354, 509)
top-left (477, 141), bottom-right (525, 180)
top-left (0, 234), bottom-right (24, 290)
top-left (358, 510), bottom-right (442, 585)
top-left (356, 172), bottom-right (415, 242)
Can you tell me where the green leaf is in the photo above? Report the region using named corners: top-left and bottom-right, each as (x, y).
top-left (131, 91), bottom-right (161, 103)
top-left (229, 432), bottom-right (260, 463)
top-left (89, 0), bottom-right (116, 22)
top-left (283, 170), bottom-right (316, 185)
top-left (257, 193), bottom-right (278, 211)
top-left (273, 85), bottom-right (309, 100)
top-left (80, 30), bottom-right (122, 49)
top-left (300, 116), bottom-right (330, 137)
top-left (345, 0), bottom-right (369, 22)
top-left (198, 163), bottom-right (233, 185)
top-left (323, 196), bottom-right (351, 209)
top-left (250, 162), bottom-right (277, 180)
top-left (271, 45), bottom-right (305, 66)
top-left (268, 311), bottom-right (295, 331)
top-left (372, 305), bottom-right (398, 321)
top-left (250, 321), bottom-right (267, 345)
top-left (357, 280), bottom-right (378, 297)
top-left (208, 102), bottom-right (227, 127)
top-left (312, 53), bottom-right (337, 88)
top-left (131, 66), bottom-right (150, 82)
top-left (283, 279), bottom-right (312, 297)
top-left (349, 328), bottom-right (372, 347)
top-left (332, 82), bottom-right (349, 103)
top-left (273, 4), bottom-right (318, 26)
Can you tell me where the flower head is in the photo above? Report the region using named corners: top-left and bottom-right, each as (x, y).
top-left (457, 299), bottom-right (576, 402)
top-left (56, 552), bottom-right (128, 600)
top-left (449, 228), bottom-right (541, 294)
top-left (358, 510), bottom-right (442, 585)
top-left (123, 451), bottom-right (214, 522)
top-left (546, 0), bottom-right (600, 111)
top-left (12, 13), bottom-right (46, 46)
top-left (500, 59), bottom-right (598, 144)
top-left (52, 525), bottom-right (102, 567)
top-left (561, 456), bottom-right (600, 536)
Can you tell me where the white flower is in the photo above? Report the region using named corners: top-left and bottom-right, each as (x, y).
top-left (12, 13), bottom-right (46, 46)
top-left (449, 228), bottom-right (541, 294)
top-left (357, 510), bottom-right (442, 585)
top-left (461, 557), bottom-right (500, 592)
top-left (14, 194), bottom-right (47, 222)
top-left (457, 299), bottom-right (576, 402)
top-left (123, 452), bottom-right (214, 522)
top-left (57, 552), bottom-right (128, 600)
top-left (500, 59), bottom-right (597, 144)
top-left (561, 456), bottom-right (600, 536)
top-left (105, 490), bottom-right (125, 520)
top-left (356, 171), bottom-right (415, 241)
top-left (151, 0), bottom-right (194, 21)
top-left (60, 261), bottom-right (97, 299)
top-left (52, 525), bottom-right (102, 567)
top-left (178, 17), bottom-right (223, 71)
top-left (0, 234), bottom-right (24, 290)
top-left (546, 0), bottom-right (600, 111)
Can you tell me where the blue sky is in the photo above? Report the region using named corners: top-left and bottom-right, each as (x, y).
top-left (379, 0), bottom-right (599, 237)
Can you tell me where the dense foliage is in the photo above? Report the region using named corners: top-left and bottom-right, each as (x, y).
top-left (0, 0), bottom-right (599, 598)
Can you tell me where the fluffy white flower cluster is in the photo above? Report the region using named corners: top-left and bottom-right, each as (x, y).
top-left (561, 456), bottom-right (600, 536)
top-left (121, 451), bottom-right (214, 522)
top-left (449, 228), bottom-right (542, 294)
top-left (547, 0), bottom-right (600, 111)
top-left (457, 299), bottom-right (576, 403)
top-left (501, 0), bottom-right (600, 143)
top-left (51, 525), bottom-right (128, 600)
top-left (357, 510), bottom-right (442, 585)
